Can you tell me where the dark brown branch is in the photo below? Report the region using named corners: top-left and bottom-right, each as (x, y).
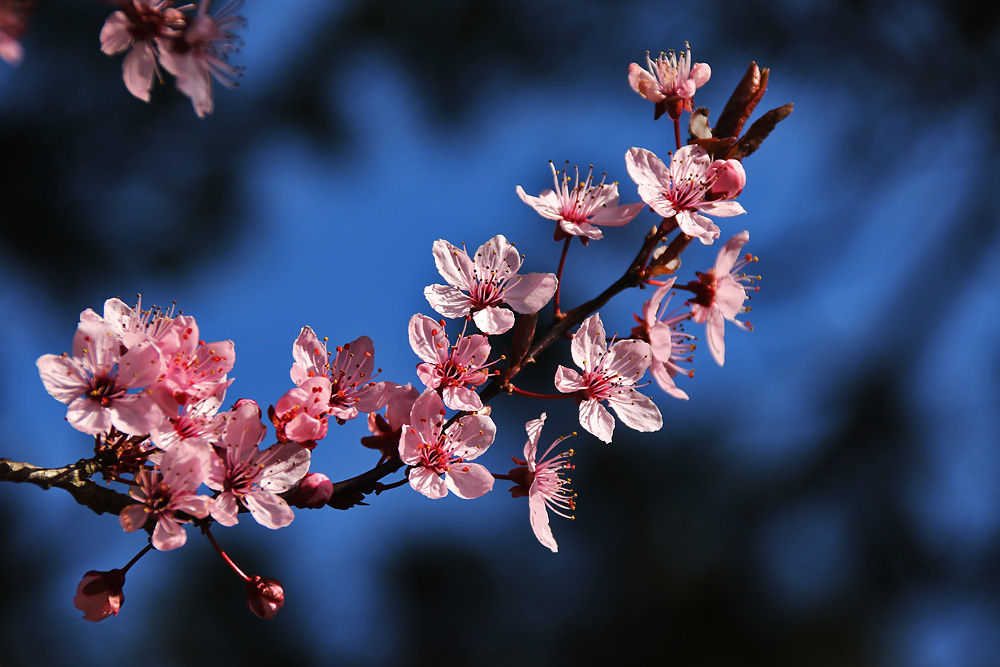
top-left (0, 457), bottom-right (134, 516)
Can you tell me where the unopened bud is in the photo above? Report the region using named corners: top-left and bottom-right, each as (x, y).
top-left (73, 569), bottom-right (126, 622)
top-left (288, 472), bottom-right (333, 509)
top-left (706, 159), bottom-right (746, 200)
top-left (245, 575), bottom-right (284, 620)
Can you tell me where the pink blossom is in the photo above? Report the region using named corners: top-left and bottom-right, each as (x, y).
top-left (102, 296), bottom-right (180, 352)
top-left (424, 234), bottom-right (557, 334)
top-left (685, 231), bottom-right (757, 366)
top-left (153, 315), bottom-right (235, 410)
top-left (408, 314), bottom-right (492, 412)
top-left (628, 45), bottom-right (711, 120)
top-left (271, 376), bottom-right (331, 445)
top-left (37, 309), bottom-right (163, 436)
top-left (625, 145), bottom-right (746, 245)
top-left (290, 326), bottom-right (387, 422)
top-left (157, 0), bottom-right (246, 118)
top-left (0, 1), bottom-right (29, 66)
top-left (516, 162), bottom-right (645, 242)
top-left (245, 575), bottom-right (284, 620)
top-left (554, 313), bottom-right (662, 443)
top-left (507, 414), bottom-right (575, 553)
top-left (398, 389), bottom-right (496, 500)
top-left (148, 392), bottom-right (226, 456)
top-left (74, 569), bottom-right (126, 622)
top-left (631, 277), bottom-right (695, 400)
top-left (362, 382), bottom-right (420, 461)
top-left (99, 1), bottom-right (187, 102)
top-left (119, 447), bottom-right (212, 550)
top-left (204, 401), bottom-right (310, 529)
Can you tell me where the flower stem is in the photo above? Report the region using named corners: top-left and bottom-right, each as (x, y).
top-left (121, 543), bottom-right (153, 575)
top-left (553, 236), bottom-right (572, 316)
top-left (505, 384), bottom-right (570, 400)
top-left (673, 117), bottom-right (682, 151)
top-left (202, 525), bottom-right (249, 582)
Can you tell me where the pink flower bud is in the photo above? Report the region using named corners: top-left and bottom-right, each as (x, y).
top-left (288, 472), bottom-right (333, 509)
top-left (706, 159), bottom-right (746, 200)
top-left (245, 575), bottom-right (284, 620)
top-left (73, 569), bottom-right (126, 622)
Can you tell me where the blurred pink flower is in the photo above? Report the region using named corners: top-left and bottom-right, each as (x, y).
top-left (0, 0), bottom-right (31, 66)
top-left (157, 0), bottom-right (246, 118)
top-left (205, 401), bottom-right (311, 529)
top-left (554, 313), bottom-right (662, 443)
top-left (626, 145), bottom-right (746, 245)
top-left (399, 389), bottom-right (496, 500)
top-left (119, 448), bottom-right (212, 550)
top-left (685, 230), bottom-right (756, 366)
top-left (628, 45), bottom-right (710, 120)
top-left (37, 309), bottom-right (163, 436)
top-left (508, 414), bottom-right (575, 553)
top-left (73, 569), bottom-right (126, 622)
top-left (99, 1), bottom-right (186, 101)
top-left (516, 162), bottom-right (645, 242)
top-left (425, 234), bottom-right (557, 334)
top-left (408, 314), bottom-right (492, 411)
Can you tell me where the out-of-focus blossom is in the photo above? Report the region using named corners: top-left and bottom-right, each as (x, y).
top-left (628, 45), bottom-right (710, 120)
top-left (362, 382), bottom-right (420, 461)
top-left (685, 230), bottom-right (757, 366)
top-left (516, 162), bottom-right (645, 242)
top-left (0, 0), bottom-right (31, 66)
top-left (158, 0), bottom-right (246, 118)
top-left (73, 569), bottom-right (126, 622)
top-left (554, 313), bottom-right (662, 443)
top-left (37, 309), bottom-right (163, 436)
top-left (425, 235), bottom-right (557, 334)
top-left (626, 145), bottom-right (746, 245)
top-left (399, 389), bottom-right (496, 500)
top-left (119, 448), bottom-right (212, 550)
top-left (631, 277), bottom-right (694, 399)
top-left (290, 327), bottom-right (387, 422)
top-left (507, 414), bottom-right (575, 553)
top-left (408, 314), bottom-right (492, 411)
top-left (99, 0), bottom-right (187, 102)
top-left (205, 401), bottom-right (310, 529)
top-left (245, 575), bottom-right (284, 620)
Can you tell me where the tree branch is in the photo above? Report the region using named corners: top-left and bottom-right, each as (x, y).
top-left (0, 457), bottom-right (134, 516)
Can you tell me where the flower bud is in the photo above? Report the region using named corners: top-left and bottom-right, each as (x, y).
top-left (288, 472), bottom-right (333, 509)
top-left (245, 575), bottom-right (284, 620)
top-left (73, 569), bottom-right (126, 622)
top-left (706, 159), bottom-right (746, 200)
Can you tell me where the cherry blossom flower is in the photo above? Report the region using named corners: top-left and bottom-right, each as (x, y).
top-left (507, 414), bottom-right (575, 553)
top-left (290, 326), bottom-right (387, 422)
top-left (271, 376), bottom-right (331, 445)
top-left (628, 45), bottom-right (711, 120)
top-left (516, 162), bottom-right (645, 242)
top-left (685, 230), bottom-right (757, 366)
top-left (245, 575), bottom-right (284, 620)
top-left (0, 0), bottom-right (31, 66)
top-left (554, 313), bottom-right (662, 443)
top-left (362, 382), bottom-right (420, 461)
top-left (102, 296), bottom-right (179, 352)
top-left (424, 235), bottom-right (557, 334)
top-left (204, 401), bottom-right (311, 529)
top-left (37, 309), bottom-right (163, 436)
top-left (399, 389), bottom-right (496, 500)
top-left (119, 447), bottom-right (212, 551)
top-left (408, 314), bottom-right (492, 412)
top-left (625, 145), bottom-right (746, 245)
top-left (157, 0), bottom-right (246, 118)
top-left (100, 1), bottom-right (189, 101)
top-left (74, 569), bottom-right (126, 622)
top-left (631, 277), bottom-right (695, 400)
top-left (153, 315), bottom-right (235, 410)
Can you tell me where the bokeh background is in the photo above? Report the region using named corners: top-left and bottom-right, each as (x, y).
top-left (2, 0), bottom-right (999, 665)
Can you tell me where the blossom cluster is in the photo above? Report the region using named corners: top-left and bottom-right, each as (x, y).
top-left (18, 41), bottom-right (790, 624)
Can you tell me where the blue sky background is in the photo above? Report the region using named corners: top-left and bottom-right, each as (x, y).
top-left (2, 0), bottom-right (999, 665)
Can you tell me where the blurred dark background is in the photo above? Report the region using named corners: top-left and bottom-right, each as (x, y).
top-left (2, 0), bottom-right (999, 665)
